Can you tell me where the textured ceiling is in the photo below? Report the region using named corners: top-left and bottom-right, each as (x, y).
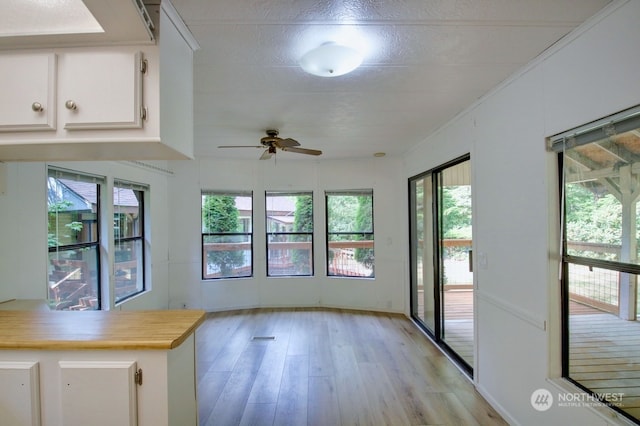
top-left (170, 0), bottom-right (611, 161)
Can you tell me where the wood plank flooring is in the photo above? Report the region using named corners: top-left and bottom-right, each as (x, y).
top-left (196, 308), bottom-right (506, 426)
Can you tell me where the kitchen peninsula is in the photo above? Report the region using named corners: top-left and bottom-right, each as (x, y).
top-left (0, 309), bottom-right (206, 426)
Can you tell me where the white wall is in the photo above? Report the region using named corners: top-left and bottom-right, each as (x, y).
top-left (167, 156), bottom-right (407, 313)
top-left (403, 1), bottom-right (640, 424)
top-left (0, 160), bottom-right (171, 310)
top-left (1, 1), bottom-right (637, 424)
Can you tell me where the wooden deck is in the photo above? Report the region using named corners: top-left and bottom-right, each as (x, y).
top-left (418, 289), bottom-right (640, 421)
top-left (415, 288), bottom-right (474, 368)
top-left (443, 290), bottom-right (474, 368)
top-left (569, 309), bottom-right (640, 419)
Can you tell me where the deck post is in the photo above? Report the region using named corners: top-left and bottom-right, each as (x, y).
top-left (618, 164), bottom-right (637, 320)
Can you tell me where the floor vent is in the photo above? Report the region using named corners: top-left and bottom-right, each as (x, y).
top-left (251, 336), bottom-right (276, 341)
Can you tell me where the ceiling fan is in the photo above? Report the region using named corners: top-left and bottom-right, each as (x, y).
top-left (218, 130), bottom-right (322, 160)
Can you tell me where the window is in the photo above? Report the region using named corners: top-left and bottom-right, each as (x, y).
top-left (265, 191), bottom-right (313, 276)
top-left (326, 190), bottom-right (374, 278)
top-left (201, 191), bottom-right (253, 279)
top-left (113, 180), bottom-right (147, 303)
top-left (47, 168), bottom-right (102, 310)
top-left (551, 105), bottom-right (640, 423)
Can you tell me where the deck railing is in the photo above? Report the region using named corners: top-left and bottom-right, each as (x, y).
top-left (200, 240), bottom-right (628, 315)
top-left (566, 241), bottom-right (625, 314)
top-left (203, 240), bottom-right (375, 278)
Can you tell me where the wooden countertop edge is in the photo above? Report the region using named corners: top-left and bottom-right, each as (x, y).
top-left (0, 340), bottom-right (182, 351)
top-left (169, 310), bottom-right (207, 349)
top-left (0, 310), bottom-right (207, 351)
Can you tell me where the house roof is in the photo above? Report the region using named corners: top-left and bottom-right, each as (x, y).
top-left (50, 179), bottom-right (140, 211)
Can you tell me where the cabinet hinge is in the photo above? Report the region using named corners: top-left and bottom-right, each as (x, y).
top-left (134, 368), bottom-right (143, 386)
top-left (140, 58), bottom-right (148, 75)
top-left (141, 106), bottom-right (148, 121)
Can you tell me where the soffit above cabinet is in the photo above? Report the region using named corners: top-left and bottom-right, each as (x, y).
top-left (0, 0), bottom-right (155, 49)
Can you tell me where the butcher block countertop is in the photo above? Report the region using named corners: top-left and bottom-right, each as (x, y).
top-left (0, 309), bottom-right (206, 351)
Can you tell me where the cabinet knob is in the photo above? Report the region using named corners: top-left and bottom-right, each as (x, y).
top-left (65, 100), bottom-right (77, 111)
top-left (32, 102), bottom-right (44, 112)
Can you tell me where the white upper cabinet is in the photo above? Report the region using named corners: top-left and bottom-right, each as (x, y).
top-left (0, 50), bottom-right (144, 133)
top-left (59, 50), bottom-right (144, 130)
top-left (0, 1), bottom-right (198, 161)
top-left (0, 53), bottom-right (56, 132)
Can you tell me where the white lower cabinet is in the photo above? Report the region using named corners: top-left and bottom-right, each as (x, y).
top-left (59, 361), bottom-right (138, 426)
top-left (0, 361), bottom-right (41, 426)
top-left (0, 333), bottom-right (198, 426)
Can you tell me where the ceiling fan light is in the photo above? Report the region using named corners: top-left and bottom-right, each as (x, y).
top-left (299, 42), bottom-right (363, 77)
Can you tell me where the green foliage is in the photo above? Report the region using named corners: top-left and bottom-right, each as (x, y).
top-left (565, 184), bottom-right (624, 259)
top-left (414, 181), bottom-right (425, 238)
top-left (203, 195), bottom-right (241, 233)
top-left (48, 200), bottom-right (83, 247)
top-left (294, 196), bottom-right (313, 232)
top-left (292, 195), bottom-right (313, 273)
top-left (441, 186), bottom-right (472, 239)
top-left (327, 195), bottom-right (358, 234)
top-left (354, 195), bottom-right (374, 269)
top-left (565, 184), bottom-right (621, 243)
top-left (202, 195), bottom-right (245, 276)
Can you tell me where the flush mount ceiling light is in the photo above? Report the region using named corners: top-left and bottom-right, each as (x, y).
top-left (299, 42), bottom-right (363, 77)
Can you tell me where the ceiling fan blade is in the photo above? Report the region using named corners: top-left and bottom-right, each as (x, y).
top-left (259, 149), bottom-right (274, 160)
top-left (218, 145), bottom-right (264, 149)
top-left (276, 138), bottom-right (300, 148)
top-left (281, 146), bottom-right (322, 156)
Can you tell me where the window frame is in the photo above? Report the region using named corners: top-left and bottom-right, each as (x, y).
top-left (113, 180), bottom-right (147, 304)
top-left (47, 167), bottom-right (103, 310)
top-left (201, 190), bottom-right (253, 280)
top-left (551, 105), bottom-right (640, 423)
top-left (265, 191), bottom-right (314, 277)
top-left (325, 189), bottom-right (375, 278)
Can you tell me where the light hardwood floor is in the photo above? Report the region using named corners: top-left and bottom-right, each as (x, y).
top-left (196, 308), bottom-right (506, 426)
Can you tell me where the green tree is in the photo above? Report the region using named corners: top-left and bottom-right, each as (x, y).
top-left (441, 186), bottom-right (472, 239)
top-left (202, 195), bottom-right (244, 276)
top-left (565, 183), bottom-right (622, 259)
top-left (292, 195), bottom-right (313, 273)
top-left (354, 195), bottom-right (374, 271)
top-left (327, 196), bottom-right (358, 233)
top-left (48, 200), bottom-right (83, 247)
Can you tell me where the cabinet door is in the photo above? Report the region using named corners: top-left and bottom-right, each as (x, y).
top-left (0, 361), bottom-right (41, 426)
top-left (59, 360), bottom-right (138, 426)
top-left (0, 53), bottom-right (56, 132)
top-left (60, 51), bottom-right (144, 130)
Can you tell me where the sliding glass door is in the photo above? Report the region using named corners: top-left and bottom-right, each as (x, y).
top-left (437, 159), bottom-right (473, 369)
top-left (410, 174), bottom-right (437, 333)
top-left (410, 155), bottom-right (474, 374)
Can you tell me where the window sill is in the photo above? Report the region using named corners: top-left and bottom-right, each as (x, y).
top-left (546, 378), bottom-right (637, 425)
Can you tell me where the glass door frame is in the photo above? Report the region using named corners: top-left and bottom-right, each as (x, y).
top-left (409, 154), bottom-right (473, 376)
